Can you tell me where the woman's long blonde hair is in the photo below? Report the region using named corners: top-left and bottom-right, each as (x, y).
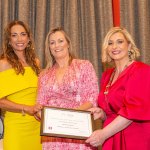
top-left (1, 20), bottom-right (40, 75)
top-left (44, 27), bottom-right (75, 69)
top-left (102, 27), bottom-right (140, 64)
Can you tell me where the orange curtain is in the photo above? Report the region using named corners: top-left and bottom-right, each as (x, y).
top-left (112, 0), bottom-right (120, 26)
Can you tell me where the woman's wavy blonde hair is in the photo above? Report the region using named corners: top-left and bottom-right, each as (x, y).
top-left (44, 27), bottom-right (75, 69)
top-left (1, 20), bottom-right (40, 75)
top-left (102, 27), bottom-right (140, 63)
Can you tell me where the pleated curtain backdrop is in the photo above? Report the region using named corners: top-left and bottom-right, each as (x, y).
top-left (120, 0), bottom-right (150, 64)
top-left (0, 0), bottom-right (113, 79)
top-left (1, 0), bottom-right (150, 76)
top-left (1, 1), bottom-right (150, 150)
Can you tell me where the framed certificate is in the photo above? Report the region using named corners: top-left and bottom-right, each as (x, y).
top-left (40, 106), bottom-right (95, 139)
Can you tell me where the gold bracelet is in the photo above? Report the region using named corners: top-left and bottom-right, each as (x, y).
top-left (22, 107), bottom-right (26, 116)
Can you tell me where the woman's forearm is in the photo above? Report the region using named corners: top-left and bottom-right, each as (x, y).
top-left (0, 97), bottom-right (25, 112)
top-left (85, 115), bottom-right (132, 146)
top-left (0, 98), bottom-right (41, 115)
top-left (102, 115), bottom-right (132, 139)
top-left (76, 101), bottom-right (93, 110)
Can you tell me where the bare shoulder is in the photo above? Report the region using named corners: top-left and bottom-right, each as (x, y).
top-left (0, 59), bottom-right (12, 72)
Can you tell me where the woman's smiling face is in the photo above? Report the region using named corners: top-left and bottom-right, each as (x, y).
top-left (9, 24), bottom-right (29, 52)
top-left (49, 31), bottom-right (69, 60)
top-left (107, 32), bottom-right (130, 61)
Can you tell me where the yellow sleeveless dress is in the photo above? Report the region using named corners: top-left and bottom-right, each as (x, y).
top-left (0, 67), bottom-right (42, 150)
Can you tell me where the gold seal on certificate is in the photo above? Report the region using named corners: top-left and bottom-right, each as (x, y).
top-left (40, 106), bottom-right (95, 139)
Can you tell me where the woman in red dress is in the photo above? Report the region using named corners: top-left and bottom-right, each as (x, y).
top-left (86, 27), bottom-right (150, 150)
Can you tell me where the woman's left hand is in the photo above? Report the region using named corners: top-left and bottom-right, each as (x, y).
top-left (34, 110), bottom-right (41, 121)
top-left (88, 107), bottom-right (106, 120)
top-left (33, 103), bottom-right (43, 113)
top-left (33, 103), bottom-right (42, 121)
top-left (85, 129), bottom-right (106, 147)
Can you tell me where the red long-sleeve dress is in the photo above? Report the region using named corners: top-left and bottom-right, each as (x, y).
top-left (98, 61), bottom-right (150, 150)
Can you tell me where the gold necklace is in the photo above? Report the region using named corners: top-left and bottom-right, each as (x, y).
top-left (104, 70), bottom-right (115, 95)
top-left (104, 60), bottom-right (132, 95)
top-left (103, 60), bottom-right (133, 111)
top-left (115, 60), bottom-right (132, 76)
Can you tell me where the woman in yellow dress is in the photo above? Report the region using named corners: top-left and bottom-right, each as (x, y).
top-left (0, 20), bottom-right (42, 150)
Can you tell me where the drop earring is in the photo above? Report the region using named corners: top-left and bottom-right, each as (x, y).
top-left (128, 50), bottom-right (132, 61)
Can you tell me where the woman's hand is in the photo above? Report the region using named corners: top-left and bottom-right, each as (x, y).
top-left (24, 103), bottom-right (43, 116)
top-left (34, 110), bottom-right (41, 121)
top-left (86, 116), bottom-right (133, 147)
top-left (85, 129), bottom-right (106, 147)
top-left (88, 107), bottom-right (106, 120)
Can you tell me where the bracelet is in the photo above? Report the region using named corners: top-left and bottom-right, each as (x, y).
top-left (22, 107), bottom-right (26, 116)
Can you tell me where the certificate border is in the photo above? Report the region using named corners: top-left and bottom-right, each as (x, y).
top-left (40, 106), bottom-right (95, 139)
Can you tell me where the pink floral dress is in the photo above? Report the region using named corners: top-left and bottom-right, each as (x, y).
top-left (37, 59), bottom-right (99, 150)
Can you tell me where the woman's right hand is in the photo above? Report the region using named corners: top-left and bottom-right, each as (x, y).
top-left (85, 129), bottom-right (106, 147)
top-left (24, 103), bottom-right (43, 116)
top-left (88, 107), bottom-right (106, 121)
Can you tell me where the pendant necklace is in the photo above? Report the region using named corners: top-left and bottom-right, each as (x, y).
top-left (104, 60), bottom-right (132, 106)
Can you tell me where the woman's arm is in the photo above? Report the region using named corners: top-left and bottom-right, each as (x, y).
top-left (0, 59), bottom-right (42, 115)
top-left (0, 98), bottom-right (42, 115)
top-left (86, 115), bottom-right (132, 147)
top-left (76, 101), bottom-right (93, 110)
top-left (77, 60), bottom-right (99, 110)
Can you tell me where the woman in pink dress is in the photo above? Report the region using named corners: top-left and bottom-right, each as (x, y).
top-left (86, 27), bottom-right (150, 150)
top-left (37, 27), bottom-right (99, 150)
